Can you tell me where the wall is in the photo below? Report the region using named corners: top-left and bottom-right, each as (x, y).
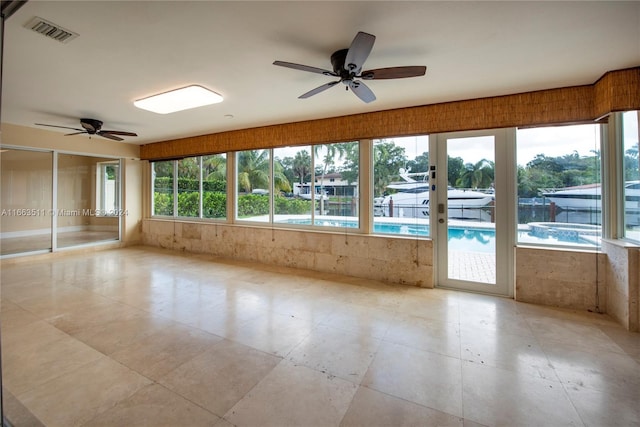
top-left (142, 219), bottom-right (433, 287)
top-left (516, 243), bottom-right (640, 331)
top-left (515, 247), bottom-right (606, 311)
top-left (603, 240), bottom-right (639, 331)
top-left (122, 158), bottom-right (144, 245)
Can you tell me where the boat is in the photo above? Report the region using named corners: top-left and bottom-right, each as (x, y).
top-left (541, 181), bottom-right (640, 226)
top-left (541, 181), bottom-right (640, 210)
top-left (373, 169), bottom-right (494, 221)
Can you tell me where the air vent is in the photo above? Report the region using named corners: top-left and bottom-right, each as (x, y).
top-left (24, 17), bottom-right (78, 43)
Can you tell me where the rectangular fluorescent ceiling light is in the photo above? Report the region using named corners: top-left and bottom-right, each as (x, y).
top-left (134, 85), bottom-right (223, 114)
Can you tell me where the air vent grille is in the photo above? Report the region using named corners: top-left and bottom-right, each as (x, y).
top-left (24, 17), bottom-right (78, 43)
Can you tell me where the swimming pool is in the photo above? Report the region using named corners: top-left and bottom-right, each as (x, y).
top-left (281, 218), bottom-right (496, 252)
top-left (280, 217), bottom-right (599, 250)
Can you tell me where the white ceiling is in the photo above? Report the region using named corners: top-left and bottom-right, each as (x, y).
top-left (2, 1), bottom-right (639, 146)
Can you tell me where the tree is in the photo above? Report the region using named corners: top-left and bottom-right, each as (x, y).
top-left (273, 159), bottom-right (292, 193)
top-left (406, 151), bottom-right (429, 174)
top-left (292, 150), bottom-right (311, 183)
top-left (202, 154), bottom-right (226, 180)
top-left (338, 142), bottom-right (360, 184)
top-left (177, 157), bottom-right (199, 179)
top-left (456, 159), bottom-right (494, 189)
top-left (372, 141), bottom-right (407, 196)
top-left (237, 150), bottom-right (270, 193)
top-left (278, 156), bottom-right (296, 186)
top-left (447, 156), bottom-right (465, 187)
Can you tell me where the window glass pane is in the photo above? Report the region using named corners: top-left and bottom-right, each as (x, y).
top-left (236, 149), bottom-right (270, 222)
top-left (313, 142), bottom-right (359, 227)
top-left (373, 136), bottom-right (429, 236)
top-left (0, 149), bottom-right (53, 255)
top-left (516, 124), bottom-right (601, 248)
top-left (202, 154), bottom-right (227, 219)
top-left (152, 160), bottom-right (174, 216)
top-left (622, 111), bottom-right (640, 242)
top-left (177, 157), bottom-right (200, 218)
top-left (274, 146), bottom-right (312, 224)
top-left (57, 154), bottom-right (119, 248)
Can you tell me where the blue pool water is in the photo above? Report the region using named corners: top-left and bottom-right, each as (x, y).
top-left (281, 218), bottom-right (598, 250)
top-left (282, 218), bottom-right (496, 253)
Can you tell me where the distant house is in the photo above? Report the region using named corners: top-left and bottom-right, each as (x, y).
top-left (293, 173), bottom-right (358, 198)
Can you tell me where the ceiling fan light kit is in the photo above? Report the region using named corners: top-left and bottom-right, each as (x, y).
top-left (274, 31), bottom-right (426, 103)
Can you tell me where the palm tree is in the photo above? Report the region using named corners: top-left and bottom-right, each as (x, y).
top-left (237, 150), bottom-right (269, 193)
top-left (202, 154), bottom-right (226, 180)
top-left (314, 143), bottom-right (348, 214)
top-left (293, 150), bottom-right (311, 183)
top-left (237, 150), bottom-right (291, 193)
top-left (373, 141), bottom-right (407, 196)
top-left (457, 159), bottom-right (494, 189)
top-left (273, 159), bottom-right (292, 193)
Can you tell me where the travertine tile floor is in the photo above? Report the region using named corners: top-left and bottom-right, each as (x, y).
top-left (1, 247), bottom-right (638, 426)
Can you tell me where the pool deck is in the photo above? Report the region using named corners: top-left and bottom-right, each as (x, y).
top-left (449, 250), bottom-right (496, 284)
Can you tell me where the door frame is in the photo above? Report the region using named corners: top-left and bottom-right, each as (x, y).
top-left (431, 128), bottom-right (516, 297)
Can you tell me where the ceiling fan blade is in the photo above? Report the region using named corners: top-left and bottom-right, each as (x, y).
top-left (97, 132), bottom-right (124, 142)
top-left (100, 130), bottom-right (138, 137)
top-left (344, 31), bottom-right (376, 73)
top-left (65, 131), bottom-right (88, 136)
top-left (349, 80), bottom-right (376, 103)
top-left (360, 66), bottom-right (427, 80)
top-left (299, 81), bottom-right (340, 99)
top-left (35, 123), bottom-right (84, 132)
top-left (273, 61), bottom-right (336, 76)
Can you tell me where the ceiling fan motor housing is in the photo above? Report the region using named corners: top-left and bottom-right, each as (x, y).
top-left (331, 49), bottom-right (354, 82)
top-left (80, 118), bottom-right (103, 133)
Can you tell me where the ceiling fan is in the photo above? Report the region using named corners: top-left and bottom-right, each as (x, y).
top-left (273, 31), bottom-right (426, 103)
top-left (35, 118), bottom-right (137, 141)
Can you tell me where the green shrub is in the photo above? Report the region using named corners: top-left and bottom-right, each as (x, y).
top-left (237, 194), bottom-right (269, 217)
top-left (274, 196), bottom-right (311, 215)
top-left (154, 192), bottom-right (312, 219)
top-left (177, 191), bottom-right (199, 217)
top-left (153, 193), bottom-right (173, 215)
top-left (203, 192), bottom-right (226, 218)
top-left (154, 177), bottom-right (226, 193)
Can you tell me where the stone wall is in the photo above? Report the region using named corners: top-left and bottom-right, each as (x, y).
top-left (142, 219), bottom-right (433, 287)
top-left (515, 247), bottom-right (607, 311)
top-left (602, 240), bottom-right (639, 331)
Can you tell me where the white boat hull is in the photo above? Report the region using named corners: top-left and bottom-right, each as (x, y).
top-left (374, 190), bottom-right (493, 221)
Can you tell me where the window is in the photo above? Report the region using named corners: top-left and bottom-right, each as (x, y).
top-left (152, 160), bottom-right (174, 216)
top-left (373, 136), bottom-right (429, 236)
top-left (274, 146), bottom-right (312, 223)
top-left (516, 124), bottom-right (601, 248)
top-left (202, 154), bottom-right (227, 219)
top-left (622, 111), bottom-right (640, 242)
top-left (96, 160), bottom-right (120, 216)
top-left (313, 142), bottom-right (359, 228)
top-left (236, 149), bottom-right (270, 222)
top-left (177, 157), bottom-right (200, 218)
